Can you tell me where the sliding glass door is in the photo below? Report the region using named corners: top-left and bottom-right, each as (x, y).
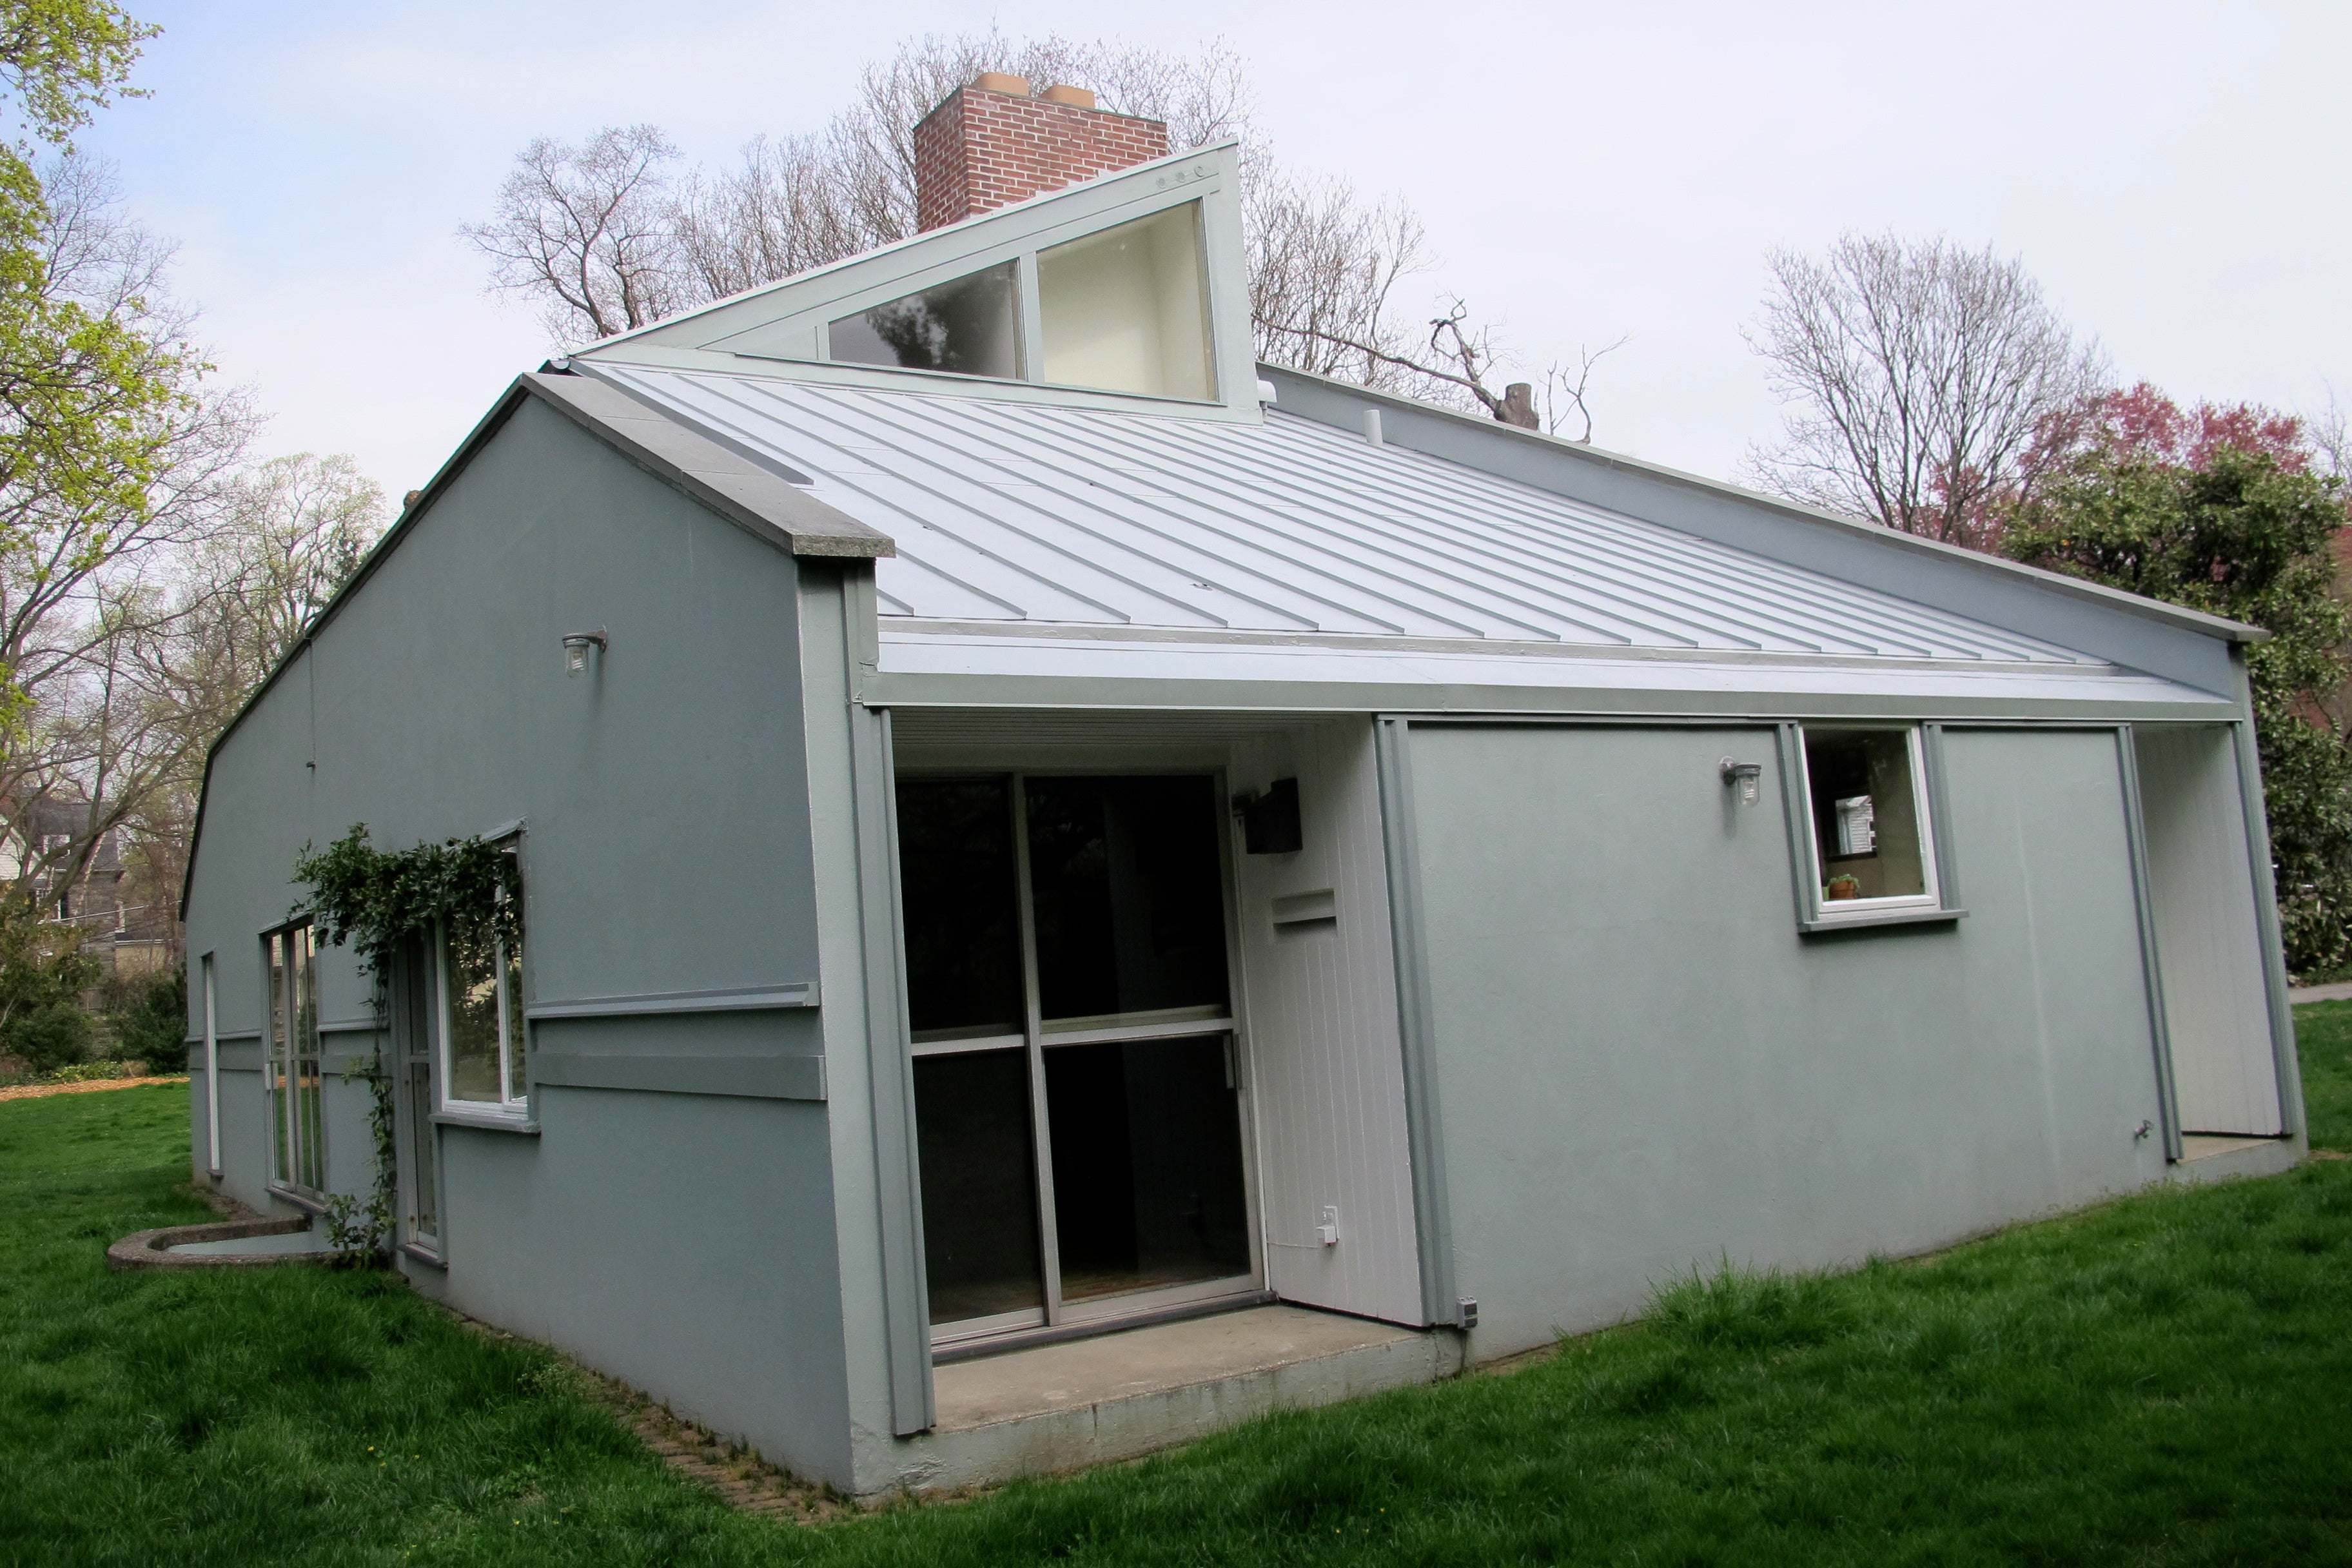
top-left (899, 771), bottom-right (1256, 1347)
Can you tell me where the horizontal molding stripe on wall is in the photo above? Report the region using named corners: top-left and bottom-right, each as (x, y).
top-left (523, 981), bottom-right (819, 1022)
top-left (531, 1049), bottom-right (825, 1102)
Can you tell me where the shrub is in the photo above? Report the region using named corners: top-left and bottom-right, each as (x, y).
top-left (5, 1001), bottom-right (92, 1072)
top-left (102, 965), bottom-right (187, 1072)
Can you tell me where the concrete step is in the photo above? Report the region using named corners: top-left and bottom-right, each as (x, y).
top-left (885, 1304), bottom-right (1464, 1494)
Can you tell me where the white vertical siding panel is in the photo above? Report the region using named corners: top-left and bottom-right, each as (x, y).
top-left (1234, 719), bottom-right (1424, 1324)
top-left (2136, 726), bottom-right (2282, 1135)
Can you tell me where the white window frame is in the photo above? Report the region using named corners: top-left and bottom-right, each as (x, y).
top-left (433, 921), bottom-right (529, 1123)
top-left (263, 920), bottom-right (326, 1199)
top-left (1794, 723), bottom-right (1948, 928)
top-left (201, 953), bottom-right (220, 1178)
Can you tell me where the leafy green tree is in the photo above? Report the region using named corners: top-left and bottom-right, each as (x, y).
top-left (0, 6), bottom-right (260, 920)
top-left (0, 4), bottom-right (185, 738)
top-left (2003, 387), bottom-right (2352, 971)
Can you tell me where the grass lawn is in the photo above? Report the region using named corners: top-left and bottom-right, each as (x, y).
top-left (4, 1028), bottom-right (2351, 1568)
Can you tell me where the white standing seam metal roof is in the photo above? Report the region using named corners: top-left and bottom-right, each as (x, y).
top-left (587, 364), bottom-right (2105, 669)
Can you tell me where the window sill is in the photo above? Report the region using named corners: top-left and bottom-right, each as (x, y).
top-left (431, 1109), bottom-right (540, 1135)
top-left (264, 1183), bottom-right (328, 1215)
top-left (398, 1239), bottom-right (447, 1268)
top-left (1799, 905), bottom-right (1966, 936)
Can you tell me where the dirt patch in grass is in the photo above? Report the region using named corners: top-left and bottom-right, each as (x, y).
top-left (436, 1302), bottom-right (852, 1524)
top-left (0, 1073), bottom-right (189, 1102)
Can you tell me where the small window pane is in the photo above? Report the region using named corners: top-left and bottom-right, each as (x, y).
top-left (1026, 774), bottom-right (1230, 1023)
top-left (913, 1048), bottom-right (1045, 1324)
top-left (293, 928), bottom-right (324, 1192)
top-left (266, 933), bottom-right (289, 1183)
top-left (406, 1057), bottom-right (438, 1242)
top-left (402, 939), bottom-right (440, 1244)
top-left (502, 945), bottom-right (527, 1102)
top-left (828, 262), bottom-right (1020, 378)
top-left (445, 937), bottom-right (504, 1104)
top-left (1805, 729), bottom-right (1928, 902)
top-left (1037, 202), bottom-right (1215, 400)
top-left (897, 778), bottom-right (1024, 1039)
top-left (1044, 1033), bottom-right (1250, 1302)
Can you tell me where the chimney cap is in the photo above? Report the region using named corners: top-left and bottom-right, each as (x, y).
top-left (1039, 83), bottom-right (1095, 108)
top-left (971, 71), bottom-right (1030, 96)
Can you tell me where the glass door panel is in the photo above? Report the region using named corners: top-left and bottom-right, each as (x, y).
top-left (897, 778), bottom-right (1025, 1042)
top-left (913, 1049), bottom-right (1046, 1326)
top-left (899, 769), bottom-right (1255, 1347)
top-left (1023, 774), bottom-right (1230, 1026)
top-left (1044, 1033), bottom-right (1250, 1304)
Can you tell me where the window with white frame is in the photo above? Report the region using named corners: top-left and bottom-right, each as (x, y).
top-left (263, 922), bottom-right (326, 1195)
top-left (1798, 725), bottom-right (1941, 919)
top-left (436, 874), bottom-right (527, 1118)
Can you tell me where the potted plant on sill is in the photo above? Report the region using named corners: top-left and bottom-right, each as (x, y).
top-left (1824, 874), bottom-right (1863, 901)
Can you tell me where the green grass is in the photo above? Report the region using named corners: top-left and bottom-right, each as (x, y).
top-left (2294, 1000), bottom-right (2352, 1152)
top-left (6, 1029), bottom-right (2352, 1567)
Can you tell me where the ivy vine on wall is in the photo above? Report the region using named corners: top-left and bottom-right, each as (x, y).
top-left (290, 824), bottom-right (524, 1264)
top-left (292, 823), bottom-right (523, 979)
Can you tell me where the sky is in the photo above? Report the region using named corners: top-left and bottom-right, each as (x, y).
top-left (72, 1), bottom-right (2352, 504)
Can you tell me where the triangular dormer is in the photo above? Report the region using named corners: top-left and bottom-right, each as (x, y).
top-left (576, 133), bottom-right (1259, 422)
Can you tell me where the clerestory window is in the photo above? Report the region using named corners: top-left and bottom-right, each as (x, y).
top-left (1036, 202), bottom-right (1213, 400)
top-left (827, 260), bottom-right (1021, 380)
top-left (821, 199), bottom-right (1219, 404)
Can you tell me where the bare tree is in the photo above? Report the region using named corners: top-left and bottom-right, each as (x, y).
top-left (1246, 172), bottom-right (1435, 391)
top-left (173, 453), bottom-right (385, 691)
top-left (460, 125), bottom-right (686, 342)
top-left (462, 34), bottom-right (1617, 435)
top-left (1743, 232), bottom-right (2107, 544)
top-left (672, 133), bottom-right (861, 301)
top-left (2310, 384), bottom-right (2349, 487)
top-left (1535, 338), bottom-right (1629, 443)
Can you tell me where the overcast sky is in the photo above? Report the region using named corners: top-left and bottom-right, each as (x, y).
top-left (74, 1), bottom-right (2352, 503)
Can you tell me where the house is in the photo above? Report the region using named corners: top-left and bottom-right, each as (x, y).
top-left (0, 796), bottom-right (173, 976)
top-left (179, 75), bottom-right (2306, 1499)
top-left (3, 797), bottom-right (123, 925)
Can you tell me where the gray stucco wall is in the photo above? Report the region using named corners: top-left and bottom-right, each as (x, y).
top-left (1404, 721), bottom-right (2173, 1358)
top-left (181, 392), bottom-right (857, 1484)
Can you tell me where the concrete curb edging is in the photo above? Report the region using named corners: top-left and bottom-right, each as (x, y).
top-left (107, 1215), bottom-right (324, 1271)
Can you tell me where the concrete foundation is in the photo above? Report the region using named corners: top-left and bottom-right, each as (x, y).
top-left (2170, 1133), bottom-right (2303, 1184)
top-left (875, 1305), bottom-right (1464, 1496)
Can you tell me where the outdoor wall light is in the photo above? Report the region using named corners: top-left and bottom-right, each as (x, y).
top-left (1720, 758), bottom-right (1763, 807)
top-left (562, 628), bottom-right (607, 678)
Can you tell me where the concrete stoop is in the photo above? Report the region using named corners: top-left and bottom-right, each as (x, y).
top-left (2168, 1133), bottom-right (2304, 1184)
top-left (881, 1304), bottom-right (1464, 1495)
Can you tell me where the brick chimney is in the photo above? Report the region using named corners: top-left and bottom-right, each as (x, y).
top-left (913, 74), bottom-right (1171, 232)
